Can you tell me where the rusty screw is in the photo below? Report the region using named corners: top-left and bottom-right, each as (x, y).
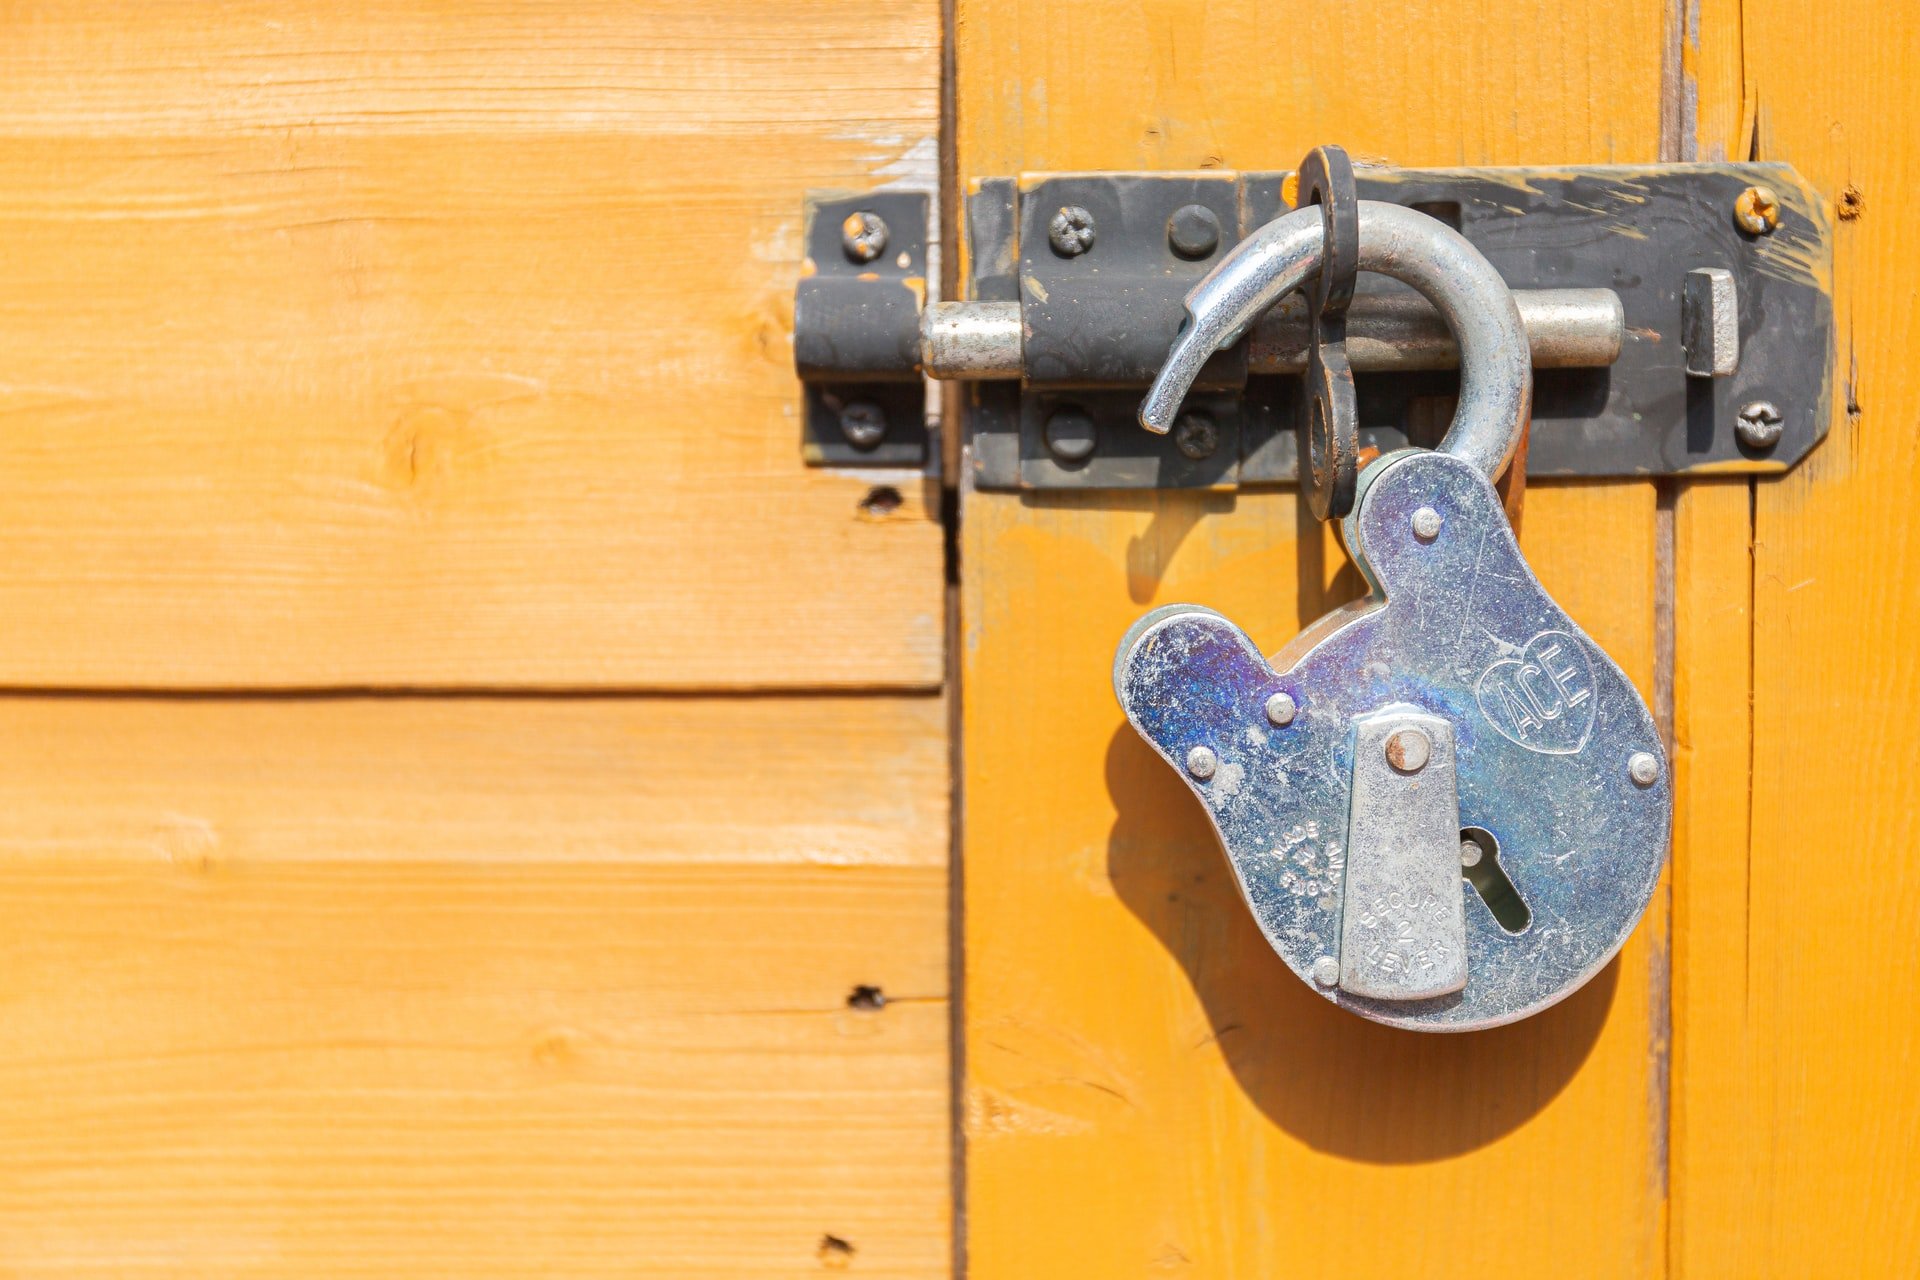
top-left (1384, 727), bottom-right (1432, 774)
top-left (1736, 400), bottom-right (1784, 450)
top-left (841, 210), bottom-right (890, 264)
top-left (839, 401), bottom-right (888, 450)
top-left (1733, 185), bottom-right (1780, 236)
top-left (1173, 411), bottom-right (1219, 461)
top-left (1049, 205), bottom-right (1096, 257)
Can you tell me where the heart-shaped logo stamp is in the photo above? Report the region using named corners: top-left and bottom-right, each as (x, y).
top-left (1475, 630), bottom-right (1597, 755)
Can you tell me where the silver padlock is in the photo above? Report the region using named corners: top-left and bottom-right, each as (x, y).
top-left (1114, 202), bottom-right (1670, 1031)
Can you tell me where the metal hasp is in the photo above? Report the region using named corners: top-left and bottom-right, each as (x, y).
top-left (1113, 448), bottom-right (1672, 1029)
top-left (790, 164), bottom-right (1833, 483)
top-left (1340, 708), bottom-right (1469, 1001)
top-left (793, 191), bottom-right (931, 466)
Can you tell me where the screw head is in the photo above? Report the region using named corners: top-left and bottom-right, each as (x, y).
top-left (1043, 407), bottom-right (1097, 464)
top-left (1185, 745), bottom-right (1218, 781)
top-left (1048, 205), bottom-right (1096, 257)
top-left (1384, 727), bottom-right (1432, 774)
top-left (1736, 400), bottom-right (1784, 450)
top-left (841, 210), bottom-right (890, 264)
top-left (1311, 956), bottom-right (1340, 988)
top-left (1264, 691), bottom-right (1298, 727)
top-left (838, 401), bottom-right (888, 450)
top-left (1167, 203), bottom-right (1222, 259)
top-left (1411, 506), bottom-right (1443, 541)
top-left (1173, 411), bottom-right (1219, 461)
top-left (1733, 185), bottom-right (1781, 236)
top-left (1629, 751), bottom-right (1662, 787)
top-left (1460, 838), bottom-right (1483, 869)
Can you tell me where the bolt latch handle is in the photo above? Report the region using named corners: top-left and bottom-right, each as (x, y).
top-left (1139, 202), bottom-right (1533, 489)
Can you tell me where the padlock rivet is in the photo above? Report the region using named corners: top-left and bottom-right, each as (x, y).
top-left (1186, 745), bottom-right (1219, 780)
top-left (1311, 957), bottom-right (1340, 988)
top-left (1460, 838), bottom-right (1483, 869)
top-left (1264, 691), bottom-right (1298, 727)
top-left (1411, 506), bottom-right (1443, 541)
top-left (1628, 751), bottom-right (1661, 787)
top-left (1384, 727), bottom-right (1431, 773)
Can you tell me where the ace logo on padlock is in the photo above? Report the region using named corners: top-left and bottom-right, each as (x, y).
top-left (1116, 149), bottom-right (1671, 1031)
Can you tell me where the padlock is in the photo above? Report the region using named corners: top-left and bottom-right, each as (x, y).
top-left (1114, 195), bottom-right (1670, 1031)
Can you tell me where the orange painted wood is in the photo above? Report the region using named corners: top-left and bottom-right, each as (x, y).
top-left (1672, 0), bottom-right (1920, 1270)
top-left (0, 2), bottom-right (943, 689)
top-left (955, 2), bottom-right (1674, 1273)
top-left (0, 695), bottom-right (951, 1276)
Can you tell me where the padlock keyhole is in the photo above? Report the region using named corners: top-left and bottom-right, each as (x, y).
top-left (1460, 827), bottom-right (1531, 934)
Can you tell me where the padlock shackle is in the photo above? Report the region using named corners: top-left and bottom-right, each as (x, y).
top-left (1139, 201), bottom-right (1532, 486)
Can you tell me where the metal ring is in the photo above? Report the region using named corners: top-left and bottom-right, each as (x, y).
top-left (1138, 202), bottom-right (1532, 486)
top-left (1294, 146), bottom-right (1361, 520)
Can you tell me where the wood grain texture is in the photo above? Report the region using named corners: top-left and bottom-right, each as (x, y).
top-left (955, 2), bottom-right (1672, 1272)
top-left (0, 2), bottom-right (943, 689)
top-left (1668, 479), bottom-right (1754, 1277)
top-left (962, 487), bottom-right (1666, 1276)
top-left (0, 695), bottom-right (950, 1276)
top-left (1673, 0), bottom-right (1920, 1271)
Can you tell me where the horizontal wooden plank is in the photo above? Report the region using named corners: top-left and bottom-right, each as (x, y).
top-left (0, 694), bottom-right (951, 1276)
top-left (0, 3), bottom-right (943, 689)
top-left (0, 695), bottom-right (949, 867)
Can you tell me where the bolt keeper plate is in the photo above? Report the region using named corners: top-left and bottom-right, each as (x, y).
top-left (795, 190), bottom-right (931, 467)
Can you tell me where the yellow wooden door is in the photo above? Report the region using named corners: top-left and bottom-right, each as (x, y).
top-left (0, 3), bottom-right (1911, 1277)
top-left (0, 5), bottom-right (949, 1275)
top-left (955, 1), bottom-right (1916, 1277)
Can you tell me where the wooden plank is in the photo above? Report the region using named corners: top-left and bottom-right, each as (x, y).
top-left (962, 486), bottom-right (1667, 1275)
top-left (0, 695), bottom-right (950, 1276)
top-left (956, 2), bottom-right (1671, 1271)
top-left (0, 3), bottom-right (943, 689)
top-left (1674, 0), bottom-right (1920, 1270)
top-left (1668, 479), bottom-right (1754, 1276)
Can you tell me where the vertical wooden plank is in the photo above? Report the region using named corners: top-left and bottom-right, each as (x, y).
top-left (958, 8), bottom-right (1674, 1272)
top-left (1668, 479), bottom-right (1754, 1275)
top-left (1675, 0), bottom-right (1920, 1271)
top-left (957, 5), bottom-right (1674, 1274)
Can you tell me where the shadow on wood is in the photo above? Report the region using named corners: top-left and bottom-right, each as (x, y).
top-left (1104, 721), bottom-right (1615, 1164)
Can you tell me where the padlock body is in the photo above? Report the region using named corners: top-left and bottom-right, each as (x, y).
top-left (1114, 450), bottom-right (1670, 1030)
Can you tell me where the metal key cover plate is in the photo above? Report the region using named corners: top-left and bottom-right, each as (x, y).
top-left (1113, 450), bottom-right (1670, 1030)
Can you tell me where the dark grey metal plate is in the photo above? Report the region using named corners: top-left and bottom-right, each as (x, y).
top-left (966, 164), bottom-right (1833, 489)
top-left (796, 191), bottom-right (930, 467)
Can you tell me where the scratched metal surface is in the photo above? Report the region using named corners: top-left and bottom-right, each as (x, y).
top-left (1113, 450), bottom-right (1670, 1030)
